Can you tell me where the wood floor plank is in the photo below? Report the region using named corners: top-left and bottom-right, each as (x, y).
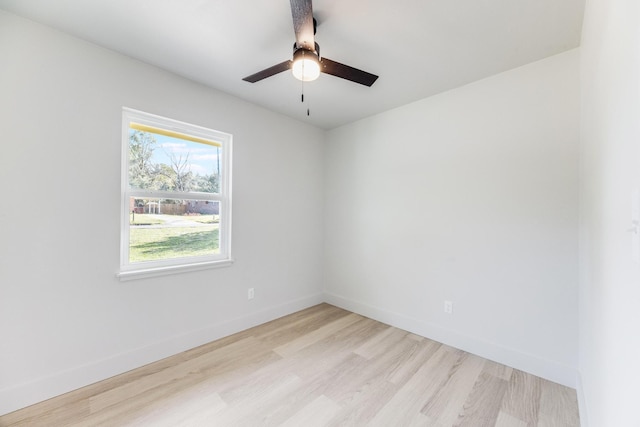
top-left (0, 400), bottom-right (90, 427)
top-left (353, 325), bottom-right (406, 359)
top-left (537, 380), bottom-right (580, 427)
top-left (455, 371), bottom-right (508, 427)
top-left (367, 345), bottom-right (462, 426)
top-left (89, 335), bottom-right (273, 413)
top-left (408, 412), bottom-right (441, 427)
top-left (386, 337), bottom-right (442, 385)
top-left (173, 395), bottom-right (227, 427)
top-left (482, 358), bottom-right (514, 381)
top-left (273, 312), bottom-right (362, 357)
top-left (495, 410), bottom-right (529, 427)
top-left (283, 317), bottom-right (388, 381)
top-left (500, 369), bottom-right (543, 426)
top-left (421, 352), bottom-right (487, 425)
top-left (325, 380), bottom-right (399, 426)
top-left (323, 333), bottom-right (425, 407)
top-left (214, 317), bottom-right (386, 425)
top-left (211, 372), bottom-right (303, 426)
top-left (279, 395), bottom-right (341, 427)
top-left (0, 304), bottom-right (580, 427)
top-left (255, 304), bottom-right (351, 347)
top-left (83, 382), bottom-right (226, 427)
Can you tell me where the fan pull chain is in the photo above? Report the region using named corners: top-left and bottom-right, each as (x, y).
top-left (301, 58), bottom-right (305, 104)
top-left (301, 72), bottom-right (310, 116)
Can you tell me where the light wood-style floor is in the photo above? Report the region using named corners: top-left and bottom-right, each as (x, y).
top-left (0, 304), bottom-right (579, 426)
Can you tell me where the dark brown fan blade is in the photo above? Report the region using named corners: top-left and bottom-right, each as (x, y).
top-left (242, 60), bottom-right (292, 83)
top-left (290, 0), bottom-right (315, 50)
top-left (320, 57), bottom-right (379, 87)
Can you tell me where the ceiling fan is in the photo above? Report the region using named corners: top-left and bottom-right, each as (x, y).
top-left (242, 0), bottom-right (378, 87)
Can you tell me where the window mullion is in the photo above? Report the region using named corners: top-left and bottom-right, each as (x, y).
top-left (127, 190), bottom-right (219, 201)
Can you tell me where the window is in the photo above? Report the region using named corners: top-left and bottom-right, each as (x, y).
top-left (118, 108), bottom-right (232, 280)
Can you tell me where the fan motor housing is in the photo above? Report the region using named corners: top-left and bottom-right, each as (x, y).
top-left (293, 42), bottom-right (320, 58)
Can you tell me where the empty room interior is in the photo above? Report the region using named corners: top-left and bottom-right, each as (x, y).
top-left (0, 0), bottom-right (638, 425)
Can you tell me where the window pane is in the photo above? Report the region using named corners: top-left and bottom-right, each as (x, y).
top-left (120, 108), bottom-right (232, 279)
top-left (129, 128), bottom-right (221, 193)
top-left (128, 197), bottom-right (220, 263)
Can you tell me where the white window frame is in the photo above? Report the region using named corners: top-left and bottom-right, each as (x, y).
top-left (117, 108), bottom-right (233, 281)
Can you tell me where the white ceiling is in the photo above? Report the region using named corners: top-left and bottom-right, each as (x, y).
top-left (0, 0), bottom-right (585, 129)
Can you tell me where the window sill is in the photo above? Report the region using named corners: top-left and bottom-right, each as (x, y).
top-left (117, 258), bottom-right (234, 281)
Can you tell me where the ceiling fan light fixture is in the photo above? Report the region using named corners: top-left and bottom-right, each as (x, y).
top-left (292, 49), bottom-right (320, 82)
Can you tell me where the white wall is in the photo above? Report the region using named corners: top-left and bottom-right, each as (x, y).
top-left (324, 50), bottom-right (580, 387)
top-left (0, 7), bottom-right (588, 418)
top-left (0, 11), bottom-right (325, 415)
top-left (579, 0), bottom-right (640, 425)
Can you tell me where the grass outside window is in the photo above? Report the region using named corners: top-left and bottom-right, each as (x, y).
top-left (129, 214), bottom-right (220, 262)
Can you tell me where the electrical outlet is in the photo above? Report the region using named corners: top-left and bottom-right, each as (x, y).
top-left (444, 300), bottom-right (453, 314)
top-left (248, 288), bottom-right (255, 300)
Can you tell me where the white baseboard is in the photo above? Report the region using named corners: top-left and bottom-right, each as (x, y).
top-left (0, 293), bottom-right (324, 417)
top-left (324, 291), bottom-right (578, 388)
